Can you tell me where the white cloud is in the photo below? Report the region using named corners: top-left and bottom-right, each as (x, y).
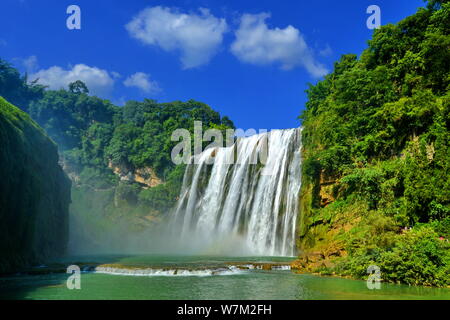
top-left (22, 55), bottom-right (39, 72)
top-left (30, 64), bottom-right (115, 96)
top-left (124, 72), bottom-right (161, 94)
top-left (126, 6), bottom-right (228, 69)
top-left (230, 13), bottom-right (328, 77)
top-left (12, 55), bottom-right (39, 73)
top-left (319, 44), bottom-right (333, 58)
top-left (111, 71), bottom-right (122, 79)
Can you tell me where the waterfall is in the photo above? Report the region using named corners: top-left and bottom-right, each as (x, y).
top-left (170, 128), bottom-right (302, 257)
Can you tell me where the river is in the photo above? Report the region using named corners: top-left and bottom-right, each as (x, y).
top-left (0, 255), bottom-right (448, 300)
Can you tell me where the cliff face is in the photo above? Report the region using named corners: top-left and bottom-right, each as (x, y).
top-left (0, 97), bottom-right (71, 273)
top-left (108, 161), bottom-right (162, 188)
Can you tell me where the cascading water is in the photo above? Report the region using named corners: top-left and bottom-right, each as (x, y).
top-left (170, 128), bottom-right (302, 257)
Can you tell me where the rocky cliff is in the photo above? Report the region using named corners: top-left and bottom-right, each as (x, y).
top-left (0, 97), bottom-right (71, 273)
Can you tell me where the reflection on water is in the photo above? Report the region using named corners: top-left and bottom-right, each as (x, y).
top-left (0, 255), bottom-right (448, 300)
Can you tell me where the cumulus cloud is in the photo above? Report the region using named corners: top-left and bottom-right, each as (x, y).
top-left (230, 13), bottom-right (328, 77)
top-left (126, 6), bottom-right (228, 69)
top-left (30, 64), bottom-right (116, 96)
top-left (124, 72), bottom-right (161, 94)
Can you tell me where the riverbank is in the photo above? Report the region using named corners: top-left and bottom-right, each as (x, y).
top-left (291, 250), bottom-right (450, 289)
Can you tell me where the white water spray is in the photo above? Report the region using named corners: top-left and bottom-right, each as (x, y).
top-left (170, 128), bottom-right (302, 256)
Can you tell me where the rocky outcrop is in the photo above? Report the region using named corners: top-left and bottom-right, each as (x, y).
top-left (108, 161), bottom-right (162, 188)
top-left (319, 172), bottom-right (336, 207)
top-left (0, 97), bottom-right (71, 273)
top-left (291, 242), bottom-right (346, 273)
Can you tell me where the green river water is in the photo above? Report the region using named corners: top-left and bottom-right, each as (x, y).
top-left (0, 255), bottom-right (448, 300)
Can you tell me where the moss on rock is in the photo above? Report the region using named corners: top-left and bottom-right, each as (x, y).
top-left (0, 96), bottom-right (71, 273)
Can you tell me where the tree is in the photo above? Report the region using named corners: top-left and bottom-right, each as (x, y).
top-left (0, 59), bottom-right (45, 111)
top-left (69, 80), bottom-right (89, 94)
top-left (425, 0), bottom-right (450, 10)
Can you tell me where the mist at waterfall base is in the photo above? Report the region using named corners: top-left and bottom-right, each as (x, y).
top-left (68, 128), bottom-right (302, 257)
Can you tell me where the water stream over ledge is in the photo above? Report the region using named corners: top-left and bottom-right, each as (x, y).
top-left (170, 128), bottom-right (302, 256)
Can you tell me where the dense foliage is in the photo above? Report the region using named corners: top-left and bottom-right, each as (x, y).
top-left (298, 1), bottom-right (449, 287)
top-left (0, 59), bottom-right (234, 251)
top-left (0, 60), bottom-right (46, 113)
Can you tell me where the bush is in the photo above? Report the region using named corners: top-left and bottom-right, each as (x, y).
top-left (379, 226), bottom-right (449, 287)
top-left (335, 225), bottom-right (450, 287)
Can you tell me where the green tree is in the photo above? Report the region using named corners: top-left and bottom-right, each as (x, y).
top-left (69, 80), bottom-right (89, 94)
top-left (0, 59), bottom-right (45, 112)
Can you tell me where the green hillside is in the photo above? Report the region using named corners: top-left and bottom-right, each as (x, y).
top-left (0, 59), bottom-right (234, 252)
top-left (295, 1), bottom-right (449, 287)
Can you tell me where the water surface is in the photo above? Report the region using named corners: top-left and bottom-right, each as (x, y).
top-left (0, 255), bottom-right (448, 300)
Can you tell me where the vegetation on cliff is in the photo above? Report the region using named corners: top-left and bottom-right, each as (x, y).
top-left (297, 1), bottom-right (449, 287)
top-left (0, 59), bottom-right (234, 252)
top-left (0, 96), bottom-right (71, 273)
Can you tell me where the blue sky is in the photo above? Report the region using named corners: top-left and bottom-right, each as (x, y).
top-left (0, 0), bottom-right (425, 130)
